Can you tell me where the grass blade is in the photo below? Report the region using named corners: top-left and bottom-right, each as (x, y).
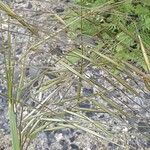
top-left (0, 1), bottom-right (38, 35)
top-left (138, 35), bottom-right (150, 72)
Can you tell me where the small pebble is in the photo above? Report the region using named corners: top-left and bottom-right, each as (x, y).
top-left (27, 2), bottom-right (32, 9)
top-left (33, 80), bottom-right (39, 87)
top-left (99, 114), bottom-right (105, 118)
top-left (79, 102), bottom-right (91, 108)
top-left (83, 88), bottom-right (93, 96)
top-left (55, 7), bottom-right (64, 13)
top-left (65, 0), bottom-right (70, 2)
top-left (70, 144), bottom-right (79, 150)
top-left (69, 136), bottom-right (75, 142)
top-left (59, 139), bottom-right (67, 146)
top-left (86, 112), bottom-right (94, 118)
top-left (16, 48), bottom-right (22, 55)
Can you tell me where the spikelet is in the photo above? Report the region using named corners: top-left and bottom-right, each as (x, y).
top-left (0, 1), bottom-right (38, 36)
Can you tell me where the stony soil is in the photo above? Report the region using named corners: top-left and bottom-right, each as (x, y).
top-left (0, 0), bottom-right (150, 150)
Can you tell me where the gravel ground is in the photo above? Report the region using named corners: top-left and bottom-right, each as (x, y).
top-left (0, 0), bottom-right (150, 150)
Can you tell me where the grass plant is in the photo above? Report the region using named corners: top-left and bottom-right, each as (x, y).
top-left (0, 0), bottom-right (149, 149)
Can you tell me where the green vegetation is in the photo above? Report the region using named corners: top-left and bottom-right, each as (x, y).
top-left (0, 0), bottom-right (150, 149)
top-left (69, 0), bottom-right (150, 70)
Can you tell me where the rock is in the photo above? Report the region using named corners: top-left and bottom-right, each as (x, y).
top-left (79, 101), bottom-right (91, 108)
top-left (59, 139), bottom-right (69, 150)
top-left (59, 139), bottom-right (67, 145)
top-left (70, 143), bottom-right (79, 150)
top-left (27, 2), bottom-right (32, 9)
top-left (65, 0), bottom-right (70, 2)
top-left (99, 114), bottom-right (105, 118)
top-left (53, 27), bottom-right (58, 31)
top-left (33, 80), bottom-right (39, 87)
top-left (82, 87), bottom-right (93, 96)
top-left (69, 136), bottom-right (75, 142)
top-left (86, 112), bottom-right (95, 118)
top-left (25, 67), bottom-right (40, 79)
top-left (54, 7), bottom-right (65, 13)
top-left (16, 48), bottom-right (22, 55)
top-left (0, 0), bottom-right (150, 149)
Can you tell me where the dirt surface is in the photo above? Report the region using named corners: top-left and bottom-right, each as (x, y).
top-left (0, 0), bottom-right (150, 150)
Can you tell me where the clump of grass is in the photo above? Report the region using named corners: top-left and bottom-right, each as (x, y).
top-left (70, 0), bottom-right (150, 70)
top-left (0, 0), bottom-right (150, 150)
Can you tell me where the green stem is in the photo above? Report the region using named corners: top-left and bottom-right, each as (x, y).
top-left (8, 103), bottom-right (20, 150)
top-left (3, 24), bottom-right (21, 149)
top-left (77, 0), bottom-right (84, 102)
